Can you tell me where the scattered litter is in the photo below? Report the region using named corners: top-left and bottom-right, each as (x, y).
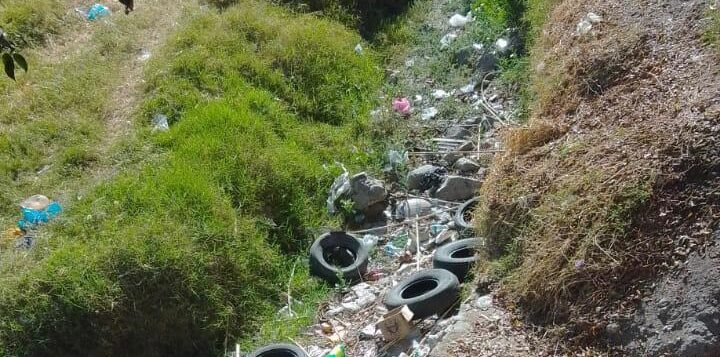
top-left (362, 234), bottom-right (379, 248)
top-left (411, 340), bottom-right (430, 357)
top-left (377, 305), bottom-right (414, 341)
top-left (420, 107), bottom-right (438, 120)
top-left (384, 242), bottom-right (404, 257)
top-left (14, 234), bottom-right (34, 249)
top-left (392, 97), bottom-right (412, 116)
top-left (395, 198), bottom-right (432, 219)
top-left (587, 12), bottom-right (602, 23)
top-left (152, 114), bottom-right (169, 132)
top-left (1, 227), bottom-right (22, 245)
top-left (495, 38), bottom-right (509, 53)
top-left (360, 324), bottom-right (377, 340)
top-left (414, 94), bottom-right (423, 102)
top-left (387, 149), bottom-right (408, 169)
top-left (326, 165), bottom-right (350, 214)
top-left (448, 12), bottom-right (473, 27)
top-left (432, 89), bottom-right (450, 99)
top-left (17, 195), bottom-right (62, 231)
top-left (472, 43), bottom-right (484, 51)
top-left (86, 4), bottom-right (110, 21)
top-left (364, 268), bottom-right (385, 281)
top-left (325, 344), bottom-right (345, 357)
top-left (138, 48), bottom-right (151, 62)
top-left (576, 12), bottom-right (602, 35)
top-left (459, 83), bottom-right (476, 94)
top-left (321, 322), bottom-right (334, 334)
top-left (440, 32), bottom-right (458, 48)
top-left (430, 224), bottom-right (447, 236)
top-left (405, 58), bottom-right (415, 67)
top-left (475, 295), bottom-right (493, 309)
top-left (355, 43), bottom-right (364, 55)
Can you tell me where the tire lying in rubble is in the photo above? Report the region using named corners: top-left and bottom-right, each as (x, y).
top-left (309, 231), bottom-right (369, 285)
top-left (454, 197), bottom-right (479, 232)
top-left (433, 238), bottom-right (481, 283)
top-left (247, 343), bottom-right (307, 357)
top-left (384, 269), bottom-right (460, 319)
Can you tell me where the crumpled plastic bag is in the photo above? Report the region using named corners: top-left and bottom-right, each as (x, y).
top-left (327, 165), bottom-right (350, 214)
top-left (86, 4), bottom-right (110, 21)
top-left (392, 97), bottom-right (411, 116)
top-left (440, 32), bottom-right (458, 48)
top-left (448, 11), bottom-right (473, 27)
top-left (388, 150), bottom-right (409, 167)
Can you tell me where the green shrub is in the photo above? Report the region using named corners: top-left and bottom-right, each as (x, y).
top-left (143, 0), bottom-right (380, 126)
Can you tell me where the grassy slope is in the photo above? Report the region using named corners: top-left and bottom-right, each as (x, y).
top-left (0, 0), bottom-right (382, 355)
top-left (476, 0), bottom-right (720, 344)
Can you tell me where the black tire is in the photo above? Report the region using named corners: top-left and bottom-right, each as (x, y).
top-left (309, 231), bottom-right (369, 285)
top-left (384, 269), bottom-right (460, 319)
top-left (433, 238), bottom-right (481, 282)
top-left (247, 343), bottom-right (307, 357)
top-left (454, 197), bottom-right (479, 232)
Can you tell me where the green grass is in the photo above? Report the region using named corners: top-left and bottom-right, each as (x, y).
top-left (704, 5), bottom-right (720, 54)
top-left (0, 0), bottom-right (192, 227)
top-left (0, 1), bottom-right (382, 355)
top-left (0, 0), bottom-right (67, 46)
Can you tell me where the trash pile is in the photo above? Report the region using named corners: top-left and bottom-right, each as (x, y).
top-left (242, 4), bottom-right (523, 357)
top-left (1, 194), bottom-right (62, 250)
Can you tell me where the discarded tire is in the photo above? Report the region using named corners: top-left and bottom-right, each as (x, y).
top-left (433, 238), bottom-right (481, 282)
top-left (309, 232), bottom-right (369, 285)
top-left (247, 343), bottom-right (307, 357)
top-left (384, 269), bottom-right (460, 319)
top-left (454, 197), bottom-right (479, 232)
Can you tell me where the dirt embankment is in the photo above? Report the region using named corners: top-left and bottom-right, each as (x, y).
top-left (477, 0), bottom-right (719, 353)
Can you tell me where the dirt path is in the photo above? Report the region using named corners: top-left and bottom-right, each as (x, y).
top-left (100, 0), bottom-right (189, 150)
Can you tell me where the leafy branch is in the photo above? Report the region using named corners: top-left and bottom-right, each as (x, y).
top-left (0, 29), bottom-right (26, 80)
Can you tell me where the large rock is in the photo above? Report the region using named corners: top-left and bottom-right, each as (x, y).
top-left (350, 172), bottom-right (387, 217)
top-left (454, 158), bottom-right (481, 173)
top-left (442, 141), bottom-right (475, 166)
top-left (434, 176), bottom-right (481, 201)
top-left (445, 125), bottom-right (472, 140)
top-left (406, 165), bottom-right (445, 192)
top-left (475, 51), bottom-right (498, 77)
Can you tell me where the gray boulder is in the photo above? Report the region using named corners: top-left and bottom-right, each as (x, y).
top-left (434, 176), bottom-right (481, 201)
top-left (475, 51), bottom-right (498, 77)
top-left (445, 125), bottom-right (472, 140)
top-left (454, 158), bottom-right (481, 173)
top-left (350, 172), bottom-right (387, 217)
top-left (442, 141), bottom-right (475, 166)
top-left (407, 165), bottom-right (445, 192)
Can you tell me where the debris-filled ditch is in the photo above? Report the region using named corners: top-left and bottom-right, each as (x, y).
top-left (240, 0), bottom-right (549, 355)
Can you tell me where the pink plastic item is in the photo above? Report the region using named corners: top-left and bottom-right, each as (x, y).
top-left (392, 97), bottom-right (411, 116)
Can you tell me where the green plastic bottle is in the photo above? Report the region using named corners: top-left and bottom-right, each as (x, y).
top-left (325, 344), bottom-right (345, 357)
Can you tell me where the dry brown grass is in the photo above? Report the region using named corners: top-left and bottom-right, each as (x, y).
top-left (476, 0), bottom-right (720, 346)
